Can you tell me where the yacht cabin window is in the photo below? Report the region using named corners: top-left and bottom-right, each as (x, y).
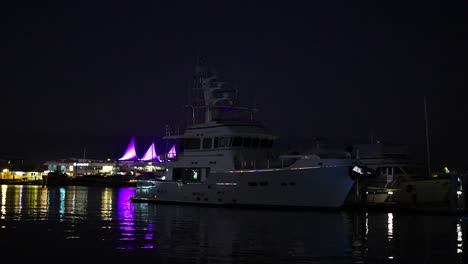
top-left (203, 138), bottom-right (212, 149)
top-left (219, 137), bottom-right (226, 147)
top-left (211, 136), bottom-right (273, 149)
top-left (252, 138), bottom-right (260, 148)
top-left (260, 138), bottom-right (273, 148)
top-left (184, 138), bottom-right (201, 150)
top-left (232, 137), bottom-right (242, 147)
top-left (393, 167), bottom-right (404, 175)
top-left (243, 137), bottom-right (252, 147)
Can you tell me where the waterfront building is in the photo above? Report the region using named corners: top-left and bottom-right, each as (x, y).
top-left (0, 156), bottom-right (44, 183)
top-left (42, 158), bottom-right (164, 177)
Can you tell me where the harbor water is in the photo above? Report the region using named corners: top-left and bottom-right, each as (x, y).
top-left (0, 185), bottom-right (466, 263)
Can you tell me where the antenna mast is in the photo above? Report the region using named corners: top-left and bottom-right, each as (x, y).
top-left (424, 96), bottom-right (431, 177)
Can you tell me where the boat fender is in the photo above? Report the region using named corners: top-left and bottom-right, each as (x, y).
top-left (348, 165), bottom-right (363, 181)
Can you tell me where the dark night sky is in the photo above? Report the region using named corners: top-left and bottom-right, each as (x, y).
top-left (1, 1), bottom-right (467, 169)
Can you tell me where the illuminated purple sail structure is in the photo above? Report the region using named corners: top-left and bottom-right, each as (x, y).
top-left (118, 136), bottom-right (140, 161)
top-left (167, 144), bottom-right (177, 159)
top-left (140, 142), bottom-right (160, 162)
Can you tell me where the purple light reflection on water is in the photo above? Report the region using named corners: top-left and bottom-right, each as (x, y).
top-left (141, 244), bottom-right (154, 249)
top-left (115, 188), bottom-right (136, 249)
top-left (117, 188), bottom-right (135, 221)
top-left (115, 244), bottom-right (154, 250)
top-left (118, 237), bottom-right (137, 241)
top-left (145, 224), bottom-right (154, 241)
top-left (116, 246), bottom-right (135, 250)
top-left (115, 188), bottom-right (156, 250)
top-left (119, 225), bottom-right (135, 232)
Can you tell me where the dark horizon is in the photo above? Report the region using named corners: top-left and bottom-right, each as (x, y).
top-left (1, 1), bottom-right (467, 170)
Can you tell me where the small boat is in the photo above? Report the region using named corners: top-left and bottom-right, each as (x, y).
top-left (42, 171), bottom-right (71, 186)
top-left (351, 143), bottom-right (465, 208)
top-left (70, 173), bottom-right (137, 187)
top-left (130, 60), bottom-right (365, 209)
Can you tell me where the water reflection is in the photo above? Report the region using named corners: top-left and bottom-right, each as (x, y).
top-left (0, 185), bottom-right (145, 252)
top-left (1, 185), bottom-right (6, 220)
top-left (350, 210), bottom-right (466, 263)
top-left (0, 184), bottom-right (466, 262)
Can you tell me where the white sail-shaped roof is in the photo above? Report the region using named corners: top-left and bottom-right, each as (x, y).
top-left (167, 144), bottom-right (177, 158)
top-left (118, 136), bottom-right (140, 161)
top-left (140, 142), bottom-right (160, 162)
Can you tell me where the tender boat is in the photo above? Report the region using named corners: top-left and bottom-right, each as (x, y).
top-left (351, 143), bottom-right (464, 207)
top-left (130, 60), bottom-right (364, 209)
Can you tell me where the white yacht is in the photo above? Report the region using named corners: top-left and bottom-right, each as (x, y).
top-left (130, 61), bottom-right (363, 208)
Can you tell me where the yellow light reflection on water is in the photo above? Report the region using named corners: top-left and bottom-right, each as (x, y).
top-left (27, 186), bottom-right (40, 211)
top-left (1, 185), bottom-right (7, 220)
top-left (18, 185), bottom-right (23, 217)
top-left (41, 187), bottom-right (48, 217)
top-left (10, 186), bottom-right (21, 219)
top-left (101, 188), bottom-right (113, 221)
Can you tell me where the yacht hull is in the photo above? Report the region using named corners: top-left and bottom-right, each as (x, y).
top-left (131, 165), bottom-right (355, 208)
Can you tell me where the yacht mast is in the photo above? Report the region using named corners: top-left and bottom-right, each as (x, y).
top-left (424, 96), bottom-right (431, 177)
